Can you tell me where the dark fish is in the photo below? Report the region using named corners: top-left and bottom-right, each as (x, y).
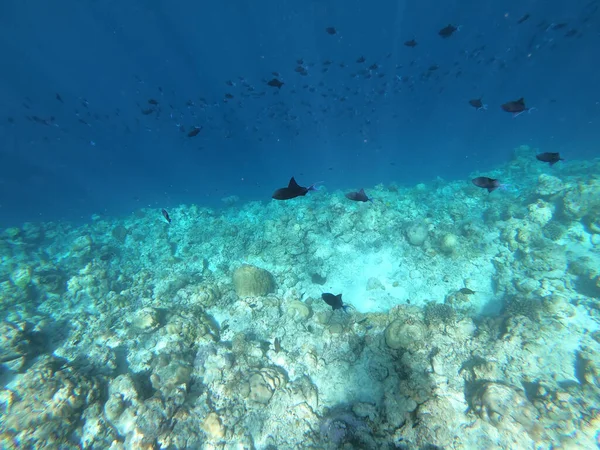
top-left (404, 39), bottom-right (418, 47)
top-left (459, 288), bottom-right (475, 295)
top-left (274, 337), bottom-right (281, 353)
top-left (517, 13), bottom-right (530, 24)
top-left (472, 177), bottom-right (502, 193)
top-left (267, 78), bottom-right (284, 89)
top-left (469, 98), bottom-right (487, 111)
top-left (550, 23), bottom-right (568, 30)
top-left (439, 24), bottom-right (459, 38)
top-left (272, 177), bottom-right (317, 200)
top-left (56, 93), bottom-right (63, 103)
top-left (321, 293), bottom-right (350, 312)
top-left (345, 188), bottom-right (372, 203)
top-left (141, 108), bottom-right (154, 115)
top-left (501, 97), bottom-right (528, 116)
top-left (536, 152), bottom-right (564, 166)
top-left (356, 56), bottom-right (366, 63)
top-left (325, 27), bottom-right (337, 35)
top-left (161, 209), bottom-right (171, 223)
top-left (188, 126), bottom-right (202, 137)
top-left (428, 64), bottom-right (439, 71)
top-left (148, 99), bottom-right (159, 105)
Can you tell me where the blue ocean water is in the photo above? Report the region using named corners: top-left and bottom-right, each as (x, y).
top-left (0, 0), bottom-right (598, 223)
top-left (1, 1), bottom-right (600, 449)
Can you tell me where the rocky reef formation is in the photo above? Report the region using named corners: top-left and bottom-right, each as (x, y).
top-left (1, 147), bottom-right (599, 448)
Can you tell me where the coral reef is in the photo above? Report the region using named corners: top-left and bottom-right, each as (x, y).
top-left (1, 148), bottom-right (599, 449)
top-left (232, 264), bottom-right (276, 297)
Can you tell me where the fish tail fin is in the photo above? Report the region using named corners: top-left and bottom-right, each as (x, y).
top-left (309, 181), bottom-right (324, 192)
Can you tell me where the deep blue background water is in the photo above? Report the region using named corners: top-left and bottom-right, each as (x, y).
top-left (0, 0), bottom-right (598, 225)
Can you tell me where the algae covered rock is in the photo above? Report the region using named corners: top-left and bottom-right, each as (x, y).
top-left (232, 264), bottom-right (275, 297)
top-left (384, 319), bottom-right (426, 351)
top-left (406, 221), bottom-right (428, 246)
top-left (439, 233), bottom-right (459, 254)
top-left (10, 266), bottom-right (32, 289)
top-left (536, 174), bottom-right (564, 196)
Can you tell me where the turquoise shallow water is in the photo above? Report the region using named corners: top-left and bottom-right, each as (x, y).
top-left (1, 145), bottom-right (599, 449)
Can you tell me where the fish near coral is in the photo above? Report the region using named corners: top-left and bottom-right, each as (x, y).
top-left (322, 293), bottom-right (351, 312)
top-left (272, 177), bottom-right (317, 200)
top-left (472, 177), bottom-right (505, 193)
top-left (536, 152), bottom-right (563, 166)
top-left (345, 188), bottom-right (372, 203)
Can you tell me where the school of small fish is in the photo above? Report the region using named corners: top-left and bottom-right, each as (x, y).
top-left (7, 7), bottom-right (594, 152)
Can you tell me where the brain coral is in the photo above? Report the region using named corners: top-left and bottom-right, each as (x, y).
top-left (232, 264), bottom-right (275, 297)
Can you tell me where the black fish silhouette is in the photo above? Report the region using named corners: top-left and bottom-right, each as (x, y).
top-left (322, 293), bottom-right (349, 312)
top-left (188, 126), bottom-right (202, 137)
top-left (469, 98), bottom-right (487, 111)
top-left (472, 177), bottom-right (502, 193)
top-left (501, 97), bottom-right (527, 114)
top-left (345, 188), bottom-right (372, 202)
top-left (536, 152), bottom-right (564, 166)
top-left (161, 209), bottom-right (171, 223)
top-left (404, 39), bottom-right (418, 47)
top-left (325, 27), bottom-right (337, 35)
top-left (267, 78), bottom-right (284, 89)
top-left (439, 24), bottom-right (459, 38)
top-left (272, 177), bottom-right (317, 200)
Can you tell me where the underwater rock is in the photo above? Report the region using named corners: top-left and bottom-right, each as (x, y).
top-left (10, 265), bottom-right (31, 289)
top-left (527, 200), bottom-right (554, 226)
top-left (439, 233), bottom-right (459, 254)
top-left (385, 319), bottom-right (427, 351)
top-left (319, 407), bottom-right (375, 449)
top-left (536, 174), bottom-right (564, 197)
top-left (0, 320), bottom-right (42, 372)
top-left (286, 299), bottom-right (312, 319)
top-left (201, 412), bottom-right (225, 440)
top-left (0, 356), bottom-right (102, 448)
top-left (71, 234), bottom-right (93, 253)
top-left (131, 307), bottom-right (160, 332)
top-left (562, 179), bottom-right (600, 219)
top-left (232, 264), bottom-right (275, 297)
top-left (406, 221), bottom-right (428, 246)
top-left (469, 381), bottom-right (538, 432)
top-left (242, 367), bottom-right (287, 405)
